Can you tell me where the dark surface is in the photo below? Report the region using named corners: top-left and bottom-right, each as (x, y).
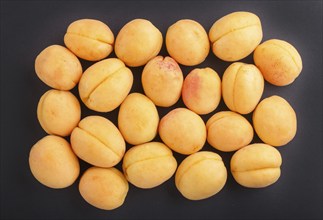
top-left (1, 1), bottom-right (322, 219)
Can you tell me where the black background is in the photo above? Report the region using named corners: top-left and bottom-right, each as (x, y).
top-left (1, 1), bottom-right (322, 219)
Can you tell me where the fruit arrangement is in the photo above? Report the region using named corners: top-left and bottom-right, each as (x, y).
top-left (29, 11), bottom-right (302, 210)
